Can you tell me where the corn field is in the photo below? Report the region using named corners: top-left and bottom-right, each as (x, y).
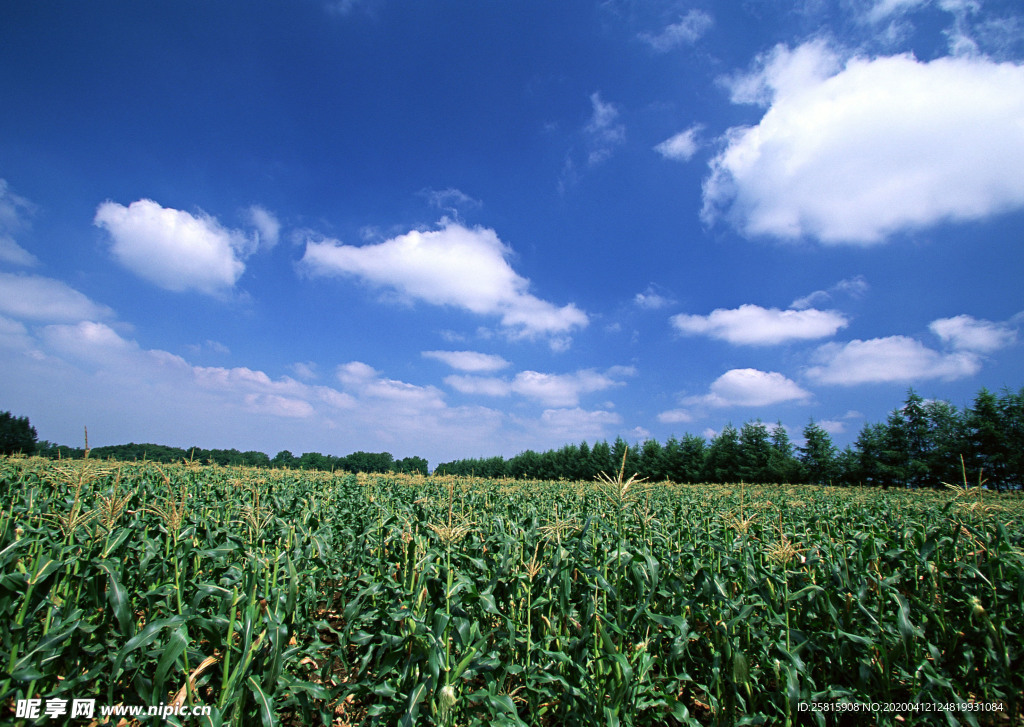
top-left (1, 455), bottom-right (1022, 726)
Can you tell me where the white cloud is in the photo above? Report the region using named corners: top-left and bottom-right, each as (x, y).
top-left (806, 335), bottom-right (982, 385)
top-left (443, 366), bottom-right (633, 408)
top-left (41, 320), bottom-right (136, 365)
top-left (0, 179), bottom-right (38, 266)
top-left (423, 349), bottom-right (511, 372)
top-left (929, 314), bottom-right (1017, 352)
top-left (703, 42), bottom-right (1024, 243)
top-left (684, 368), bottom-right (812, 407)
top-left (1, 310), bottom-right (635, 464)
top-left (245, 205), bottom-right (280, 249)
top-left (289, 361), bottom-right (319, 380)
top-left (657, 408), bottom-right (694, 424)
top-left (95, 199), bottom-right (255, 294)
top-left (817, 419), bottom-right (848, 435)
top-left (444, 375), bottom-right (512, 398)
top-left (654, 125), bottom-right (703, 162)
top-left (420, 188), bottom-right (481, 218)
top-left (531, 407), bottom-right (622, 441)
top-left (864, 0), bottom-right (928, 24)
top-left (300, 221), bottom-right (588, 343)
top-left (335, 360), bottom-right (446, 413)
top-left (641, 10), bottom-right (714, 51)
top-left (0, 273), bottom-right (114, 322)
top-left (584, 92), bottom-right (626, 166)
top-left (0, 238), bottom-right (36, 267)
top-left (634, 284), bottom-right (675, 310)
top-left (671, 304), bottom-right (848, 345)
top-left (791, 276), bottom-right (869, 309)
top-left (511, 369), bottom-right (625, 408)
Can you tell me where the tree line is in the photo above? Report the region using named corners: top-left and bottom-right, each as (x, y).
top-left (435, 387), bottom-right (1024, 490)
top-left (0, 426), bottom-right (429, 475)
top-left (3, 384), bottom-right (1021, 487)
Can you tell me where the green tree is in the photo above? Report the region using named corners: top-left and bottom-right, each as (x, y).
top-left (998, 387), bottom-right (1024, 490)
top-left (638, 439), bottom-right (665, 482)
top-left (924, 399), bottom-right (967, 488)
top-left (851, 422), bottom-right (887, 487)
top-left (590, 440), bottom-right (614, 479)
top-left (966, 388), bottom-right (1008, 490)
top-left (799, 420), bottom-right (837, 485)
top-left (0, 411), bottom-right (37, 455)
top-left (272, 450), bottom-right (296, 468)
top-left (738, 420), bottom-right (772, 483)
top-left (767, 422), bottom-right (800, 484)
top-left (577, 441), bottom-right (594, 481)
top-left (704, 424), bottom-right (741, 483)
top-left (899, 389), bottom-right (932, 487)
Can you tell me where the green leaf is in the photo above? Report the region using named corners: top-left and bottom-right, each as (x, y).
top-left (96, 559), bottom-right (132, 638)
top-left (247, 675), bottom-right (276, 727)
top-left (154, 624), bottom-right (189, 694)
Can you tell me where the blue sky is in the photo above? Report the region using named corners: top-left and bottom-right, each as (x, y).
top-left (1, 0), bottom-right (1022, 467)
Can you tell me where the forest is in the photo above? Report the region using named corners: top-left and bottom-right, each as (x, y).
top-left (435, 387), bottom-right (1024, 490)
top-left (28, 439), bottom-right (429, 476)
top-left (5, 385), bottom-right (1022, 489)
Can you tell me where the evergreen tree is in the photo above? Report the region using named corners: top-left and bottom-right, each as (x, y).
top-left (577, 441), bottom-right (594, 481)
top-left (638, 439), bottom-right (665, 482)
top-left (879, 409), bottom-right (911, 488)
top-left (799, 420), bottom-right (837, 485)
top-left (676, 434), bottom-right (707, 483)
top-left (590, 440), bottom-right (614, 479)
top-left (900, 389), bottom-right (932, 487)
top-left (997, 387), bottom-right (1024, 490)
top-left (0, 411), bottom-right (38, 455)
top-left (966, 388), bottom-right (1008, 490)
top-left (924, 399), bottom-right (967, 488)
top-left (704, 424), bottom-right (741, 483)
top-left (767, 422), bottom-right (800, 484)
top-left (851, 423), bottom-right (887, 487)
top-left (738, 420), bottom-right (772, 483)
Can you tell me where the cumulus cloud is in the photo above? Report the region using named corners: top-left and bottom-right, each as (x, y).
top-left (95, 199), bottom-right (257, 295)
top-left (423, 350), bottom-right (511, 372)
top-left (928, 314), bottom-right (1017, 352)
top-left (806, 335), bottom-right (982, 384)
top-left (641, 10), bottom-right (714, 51)
top-left (654, 125), bottom-right (703, 162)
top-left (671, 304), bottom-right (848, 345)
top-left (702, 41), bottom-right (1024, 243)
top-left (300, 221), bottom-right (588, 343)
top-left (683, 368), bottom-right (812, 407)
top-left (0, 272), bottom-right (114, 322)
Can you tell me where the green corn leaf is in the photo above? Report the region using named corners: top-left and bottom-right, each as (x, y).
top-left (154, 624), bottom-right (189, 693)
top-left (247, 674), bottom-right (276, 727)
top-left (109, 615), bottom-right (186, 701)
top-left (96, 559), bottom-right (132, 638)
